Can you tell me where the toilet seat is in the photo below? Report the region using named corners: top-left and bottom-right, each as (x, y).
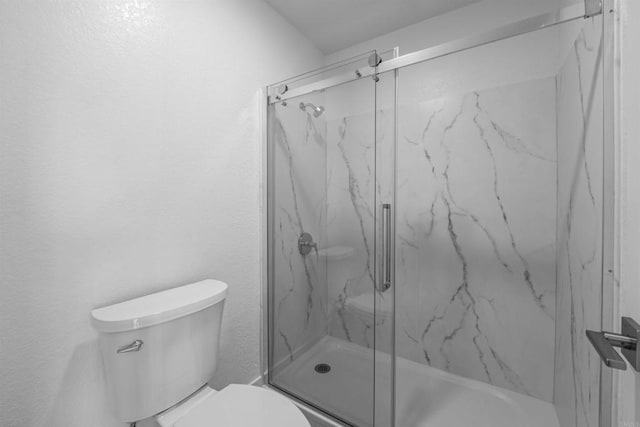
top-left (167, 384), bottom-right (310, 427)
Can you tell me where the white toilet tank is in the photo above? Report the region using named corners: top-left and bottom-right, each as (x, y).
top-left (91, 279), bottom-right (228, 423)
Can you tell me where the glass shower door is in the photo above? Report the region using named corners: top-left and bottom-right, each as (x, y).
top-left (267, 62), bottom-right (394, 426)
top-left (266, 3), bottom-right (613, 426)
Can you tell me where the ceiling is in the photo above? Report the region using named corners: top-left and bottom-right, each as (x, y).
top-left (264, 0), bottom-right (482, 54)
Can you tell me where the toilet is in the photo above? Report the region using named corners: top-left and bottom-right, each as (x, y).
top-left (91, 279), bottom-right (310, 427)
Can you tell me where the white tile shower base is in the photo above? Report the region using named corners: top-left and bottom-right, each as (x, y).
top-left (273, 336), bottom-right (560, 427)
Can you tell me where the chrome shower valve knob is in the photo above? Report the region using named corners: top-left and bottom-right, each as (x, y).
top-left (298, 232), bottom-right (317, 256)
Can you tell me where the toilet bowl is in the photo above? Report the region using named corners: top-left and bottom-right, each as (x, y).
top-left (155, 384), bottom-right (308, 427)
top-left (91, 279), bottom-right (309, 427)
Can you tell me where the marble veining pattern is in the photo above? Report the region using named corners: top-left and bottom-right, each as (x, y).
top-left (269, 104), bottom-right (329, 369)
top-left (392, 79), bottom-right (557, 402)
top-left (324, 76), bottom-right (558, 402)
top-left (326, 111), bottom-right (379, 349)
top-left (553, 19), bottom-right (604, 427)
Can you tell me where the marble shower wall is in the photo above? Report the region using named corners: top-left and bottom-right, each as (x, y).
top-left (323, 76), bottom-right (395, 351)
top-left (394, 78), bottom-right (558, 402)
top-left (322, 72), bottom-right (559, 402)
top-left (269, 101), bottom-right (329, 370)
top-left (270, 76), bottom-right (392, 370)
top-left (553, 18), bottom-right (604, 427)
top-left (324, 108), bottom-right (377, 346)
top-left (321, 57), bottom-right (566, 404)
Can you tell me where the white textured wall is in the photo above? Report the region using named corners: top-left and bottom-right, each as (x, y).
top-left (617, 0), bottom-right (640, 425)
top-left (0, 1), bottom-right (323, 426)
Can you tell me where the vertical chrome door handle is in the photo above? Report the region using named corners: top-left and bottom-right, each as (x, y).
top-left (380, 204), bottom-right (392, 292)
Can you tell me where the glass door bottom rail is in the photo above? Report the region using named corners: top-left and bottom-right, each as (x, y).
top-left (272, 336), bottom-right (559, 427)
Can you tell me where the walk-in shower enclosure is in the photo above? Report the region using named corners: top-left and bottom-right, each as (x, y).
top-left (263, 1), bottom-right (615, 426)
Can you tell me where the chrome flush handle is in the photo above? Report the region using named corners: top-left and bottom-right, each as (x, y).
top-left (116, 339), bottom-right (144, 354)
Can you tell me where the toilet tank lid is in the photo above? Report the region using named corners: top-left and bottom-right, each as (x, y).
top-left (91, 279), bottom-right (228, 333)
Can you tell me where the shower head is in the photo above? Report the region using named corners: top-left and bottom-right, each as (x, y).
top-left (299, 102), bottom-right (325, 118)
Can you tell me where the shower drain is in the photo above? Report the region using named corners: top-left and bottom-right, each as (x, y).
top-left (314, 363), bottom-right (331, 374)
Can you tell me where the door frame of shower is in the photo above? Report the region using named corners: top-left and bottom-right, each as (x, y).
top-left (259, 0), bottom-right (616, 425)
top-left (257, 68), bottom-right (399, 427)
top-left (266, 3), bottom-right (602, 105)
top-left (258, 79), bottom-right (353, 427)
top-left (600, 0), bottom-right (619, 425)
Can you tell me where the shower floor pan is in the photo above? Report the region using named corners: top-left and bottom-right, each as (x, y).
top-left (273, 336), bottom-right (559, 427)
